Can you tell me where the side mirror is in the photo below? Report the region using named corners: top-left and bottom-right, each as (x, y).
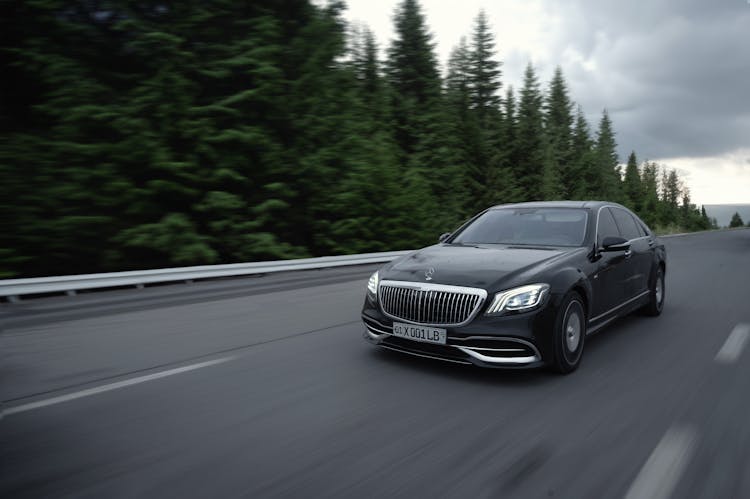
top-left (438, 232), bottom-right (452, 243)
top-left (600, 236), bottom-right (630, 252)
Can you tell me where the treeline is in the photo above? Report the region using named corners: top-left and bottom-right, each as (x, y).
top-left (729, 212), bottom-right (748, 228)
top-left (0, 0), bottom-right (711, 278)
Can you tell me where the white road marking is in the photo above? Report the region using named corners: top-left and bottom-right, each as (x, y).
top-left (715, 323), bottom-right (750, 364)
top-left (2, 356), bottom-right (234, 416)
top-left (624, 426), bottom-right (697, 499)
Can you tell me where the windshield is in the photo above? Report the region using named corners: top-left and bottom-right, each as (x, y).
top-left (451, 208), bottom-right (588, 247)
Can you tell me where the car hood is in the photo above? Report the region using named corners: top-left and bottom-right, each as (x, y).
top-left (381, 243), bottom-right (579, 291)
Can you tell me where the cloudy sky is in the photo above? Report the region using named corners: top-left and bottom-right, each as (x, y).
top-left (341, 0), bottom-right (750, 205)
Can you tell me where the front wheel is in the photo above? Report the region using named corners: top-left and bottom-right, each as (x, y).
top-left (642, 266), bottom-right (665, 316)
top-left (551, 292), bottom-right (586, 374)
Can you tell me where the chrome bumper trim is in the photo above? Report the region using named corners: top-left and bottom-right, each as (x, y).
top-left (455, 346), bottom-right (539, 365)
top-left (365, 324), bottom-right (540, 366)
top-left (365, 326), bottom-right (389, 339)
top-left (363, 316), bottom-right (392, 330)
top-left (365, 324), bottom-right (393, 338)
top-left (449, 336), bottom-right (542, 359)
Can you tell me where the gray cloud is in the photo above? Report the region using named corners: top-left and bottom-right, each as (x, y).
top-left (539, 0), bottom-right (750, 160)
top-left (343, 0), bottom-right (749, 162)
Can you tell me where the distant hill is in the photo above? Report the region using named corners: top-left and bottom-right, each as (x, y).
top-left (703, 204), bottom-right (750, 227)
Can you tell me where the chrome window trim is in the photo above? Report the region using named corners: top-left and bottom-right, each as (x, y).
top-left (595, 205), bottom-right (618, 245)
top-left (595, 205), bottom-right (653, 246)
top-left (378, 280), bottom-right (487, 327)
top-left (609, 206), bottom-right (646, 241)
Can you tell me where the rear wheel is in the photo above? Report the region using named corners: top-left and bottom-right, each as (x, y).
top-left (551, 292), bottom-right (586, 374)
top-left (642, 265), bottom-right (665, 316)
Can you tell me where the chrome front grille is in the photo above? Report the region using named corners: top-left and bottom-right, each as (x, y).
top-left (378, 280), bottom-right (487, 326)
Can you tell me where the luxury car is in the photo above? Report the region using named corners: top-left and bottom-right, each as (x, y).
top-left (361, 201), bottom-right (666, 373)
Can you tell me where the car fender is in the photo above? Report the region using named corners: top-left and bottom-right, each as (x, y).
top-left (547, 266), bottom-right (593, 315)
top-left (646, 245), bottom-right (667, 285)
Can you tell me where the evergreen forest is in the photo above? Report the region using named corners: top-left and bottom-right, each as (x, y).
top-left (0, 0), bottom-right (716, 278)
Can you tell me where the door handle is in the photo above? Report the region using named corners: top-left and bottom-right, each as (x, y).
top-left (624, 249), bottom-right (632, 258)
top-left (648, 239), bottom-right (655, 247)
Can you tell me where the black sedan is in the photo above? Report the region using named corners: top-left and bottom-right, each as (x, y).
top-left (361, 201), bottom-right (666, 373)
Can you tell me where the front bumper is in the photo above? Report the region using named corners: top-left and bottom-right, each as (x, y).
top-left (362, 295), bottom-right (557, 369)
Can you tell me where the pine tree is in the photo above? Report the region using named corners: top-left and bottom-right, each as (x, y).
top-left (623, 151), bottom-right (642, 212)
top-left (486, 86), bottom-right (524, 205)
top-left (387, 0), bottom-right (441, 106)
top-left (659, 168), bottom-right (682, 225)
top-left (700, 205), bottom-right (711, 229)
top-left (501, 86), bottom-right (519, 170)
top-left (464, 10), bottom-right (505, 209)
top-left (445, 38), bottom-right (480, 215)
top-left (327, 24), bottom-right (406, 252)
top-left (678, 190), bottom-right (704, 231)
top-left (541, 144), bottom-right (564, 200)
top-left (387, 0), bottom-right (458, 234)
top-left (592, 109), bottom-right (623, 202)
top-left (386, 0), bottom-right (439, 166)
top-left (468, 10), bottom-right (502, 127)
top-left (729, 212), bottom-right (745, 228)
top-left (350, 27), bottom-right (382, 105)
top-left (569, 106), bottom-right (594, 199)
top-left (640, 161), bottom-right (661, 228)
top-left (544, 67), bottom-right (574, 198)
top-left (515, 63), bottom-right (546, 201)
top-left (446, 39), bottom-right (471, 97)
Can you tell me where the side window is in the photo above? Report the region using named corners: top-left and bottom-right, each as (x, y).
top-left (635, 218), bottom-right (651, 237)
top-left (597, 208), bottom-right (620, 246)
top-left (611, 208), bottom-right (641, 240)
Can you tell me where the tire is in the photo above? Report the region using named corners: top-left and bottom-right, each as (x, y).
top-left (551, 291), bottom-right (586, 374)
top-left (642, 265), bottom-right (665, 316)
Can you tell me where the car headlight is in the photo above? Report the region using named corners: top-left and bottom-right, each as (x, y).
top-left (367, 271), bottom-right (379, 298)
top-left (485, 284), bottom-right (549, 315)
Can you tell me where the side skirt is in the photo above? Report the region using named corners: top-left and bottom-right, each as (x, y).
top-left (587, 290), bottom-right (652, 335)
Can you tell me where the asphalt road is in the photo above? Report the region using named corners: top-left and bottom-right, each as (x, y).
top-left (1, 229), bottom-right (749, 498)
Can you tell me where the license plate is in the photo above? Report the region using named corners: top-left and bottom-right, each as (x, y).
top-left (392, 322), bottom-right (447, 345)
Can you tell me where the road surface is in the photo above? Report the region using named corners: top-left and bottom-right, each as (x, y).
top-left (1, 229), bottom-right (749, 498)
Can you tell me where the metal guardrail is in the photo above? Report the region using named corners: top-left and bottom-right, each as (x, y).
top-left (3, 227), bottom-right (745, 302)
top-left (0, 251), bottom-right (412, 301)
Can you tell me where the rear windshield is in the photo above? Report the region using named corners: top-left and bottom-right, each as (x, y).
top-left (451, 208), bottom-right (588, 247)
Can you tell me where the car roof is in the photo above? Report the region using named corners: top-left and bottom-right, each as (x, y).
top-left (488, 200), bottom-right (627, 211)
